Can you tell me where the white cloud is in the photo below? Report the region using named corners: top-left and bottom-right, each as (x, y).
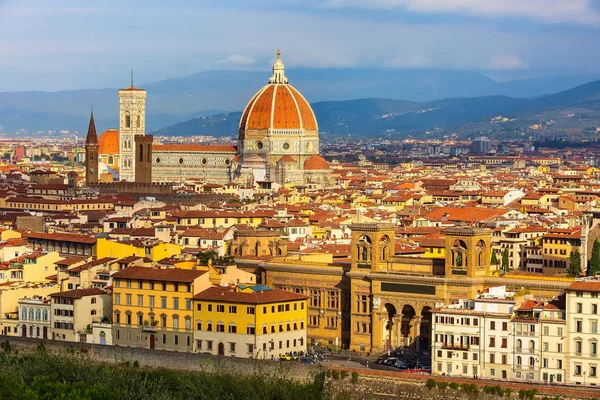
top-left (323, 0), bottom-right (600, 25)
top-left (217, 54), bottom-right (257, 65)
top-left (488, 55), bottom-right (528, 70)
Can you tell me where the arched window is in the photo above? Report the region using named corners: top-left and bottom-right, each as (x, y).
top-left (91, 298), bottom-right (96, 304)
top-left (43, 309), bottom-right (48, 321)
top-left (137, 115), bottom-right (141, 128)
top-left (35, 309), bottom-right (41, 320)
top-left (139, 144), bottom-right (144, 161)
top-left (516, 339), bottom-right (522, 349)
top-left (125, 112), bottom-right (131, 128)
top-left (517, 356), bottom-right (522, 365)
top-left (529, 340), bottom-right (535, 350)
top-left (108, 156), bottom-right (113, 165)
top-left (29, 309), bottom-right (34, 320)
top-left (21, 308), bottom-right (27, 320)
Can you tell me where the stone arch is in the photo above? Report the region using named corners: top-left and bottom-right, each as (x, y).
top-left (419, 306), bottom-right (433, 352)
top-left (380, 235), bottom-right (391, 261)
top-left (475, 239), bottom-right (486, 267)
top-left (357, 235), bottom-right (372, 262)
top-left (400, 304), bottom-right (416, 348)
top-left (382, 303), bottom-right (397, 351)
top-left (452, 239), bottom-right (468, 268)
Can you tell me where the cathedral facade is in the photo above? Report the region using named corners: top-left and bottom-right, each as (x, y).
top-left (87, 51), bottom-right (331, 187)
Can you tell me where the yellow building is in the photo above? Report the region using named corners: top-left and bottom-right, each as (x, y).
top-left (192, 284), bottom-right (308, 358)
top-left (96, 237), bottom-right (181, 262)
top-left (542, 228), bottom-right (582, 275)
top-left (111, 266), bottom-right (210, 351)
top-left (172, 210), bottom-right (274, 228)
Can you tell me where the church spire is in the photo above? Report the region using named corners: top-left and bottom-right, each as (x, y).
top-left (86, 110), bottom-right (98, 144)
top-left (269, 49), bottom-right (288, 84)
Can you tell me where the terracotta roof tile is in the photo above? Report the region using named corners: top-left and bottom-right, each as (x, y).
top-left (192, 285), bottom-right (308, 304)
top-left (112, 266), bottom-right (206, 283)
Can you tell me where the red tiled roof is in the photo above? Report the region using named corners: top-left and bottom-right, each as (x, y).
top-left (192, 285), bottom-right (308, 304)
top-left (111, 266), bottom-right (206, 283)
top-left (50, 288), bottom-right (107, 299)
top-left (568, 280), bottom-right (600, 292)
top-left (24, 232), bottom-right (96, 244)
top-left (152, 145), bottom-right (236, 153)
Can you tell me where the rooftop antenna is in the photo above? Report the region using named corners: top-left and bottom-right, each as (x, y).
top-left (131, 69), bottom-right (134, 87)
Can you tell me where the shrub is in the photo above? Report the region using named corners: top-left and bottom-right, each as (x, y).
top-left (461, 383), bottom-right (478, 394)
top-left (504, 388), bottom-right (513, 398)
top-left (351, 372), bottom-right (359, 384)
top-left (326, 370), bottom-right (331, 378)
top-left (449, 382), bottom-right (459, 390)
top-left (0, 341), bottom-right (11, 354)
top-left (133, 360), bottom-right (140, 368)
top-left (331, 370), bottom-right (340, 380)
top-left (519, 389), bottom-right (537, 400)
top-left (436, 382), bottom-right (448, 390)
top-left (426, 379), bottom-right (436, 390)
top-left (340, 370), bottom-right (349, 379)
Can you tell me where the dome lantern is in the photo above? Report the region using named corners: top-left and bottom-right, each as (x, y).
top-left (269, 49), bottom-right (288, 85)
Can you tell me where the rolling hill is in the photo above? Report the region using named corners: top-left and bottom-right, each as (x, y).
top-left (154, 80), bottom-right (600, 137)
top-left (1, 69), bottom-right (599, 135)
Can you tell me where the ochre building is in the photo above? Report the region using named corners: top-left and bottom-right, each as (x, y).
top-left (235, 223), bottom-right (573, 353)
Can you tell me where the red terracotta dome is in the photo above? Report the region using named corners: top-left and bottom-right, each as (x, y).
top-left (98, 129), bottom-right (120, 155)
top-left (239, 51), bottom-right (318, 137)
top-left (304, 154), bottom-right (329, 170)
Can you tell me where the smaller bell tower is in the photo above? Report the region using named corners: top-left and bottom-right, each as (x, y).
top-left (444, 227), bottom-right (492, 278)
top-left (350, 223), bottom-right (396, 271)
top-left (85, 111), bottom-right (98, 186)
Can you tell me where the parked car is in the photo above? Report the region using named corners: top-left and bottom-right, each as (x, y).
top-left (299, 358), bottom-right (315, 365)
top-left (394, 360), bottom-right (407, 369)
top-left (383, 357), bottom-right (398, 366)
top-left (375, 356), bottom-right (389, 364)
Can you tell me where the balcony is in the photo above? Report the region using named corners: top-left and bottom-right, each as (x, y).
top-left (441, 343), bottom-right (470, 350)
top-left (142, 325), bottom-right (157, 332)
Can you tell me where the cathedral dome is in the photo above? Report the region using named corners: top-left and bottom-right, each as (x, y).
top-left (238, 51), bottom-right (318, 139)
top-left (304, 154), bottom-right (329, 170)
top-left (98, 129), bottom-right (120, 155)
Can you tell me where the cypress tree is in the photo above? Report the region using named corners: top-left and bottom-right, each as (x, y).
top-left (567, 250), bottom-right (582, 277)
top-left (502, 248), bottom-right (510, 274)
top-left (589, 240), bottom-right (600, 276)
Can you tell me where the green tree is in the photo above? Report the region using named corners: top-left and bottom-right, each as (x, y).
top-left (589, 240), bottom-right (600, 276)
top-left (490, 250), bottom-right (499, 265)
top-left (502, 247), bottom-right (510, 274)
top-left (567, 250), bottom-right (582, 277)
top-left (196, 250), bottom-right (219, 266)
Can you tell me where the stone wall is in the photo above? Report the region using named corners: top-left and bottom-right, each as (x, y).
top-left (0, 336), bottom-right (318, 383)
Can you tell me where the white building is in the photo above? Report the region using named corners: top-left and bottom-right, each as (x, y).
top-left (17, 295), bottom-right (51, 339)
top-left (566, 279), bottom-right (600, 385)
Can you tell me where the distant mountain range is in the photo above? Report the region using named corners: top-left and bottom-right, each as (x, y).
top-left (0, 68), bottom-right (599, 135)
top-left (155, 80), bottom-right (600, 137)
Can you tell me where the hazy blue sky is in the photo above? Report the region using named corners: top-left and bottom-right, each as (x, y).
top-left (1, 0), bottom-right (600, 91)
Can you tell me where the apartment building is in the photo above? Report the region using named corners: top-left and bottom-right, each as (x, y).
top-left (566, 279), bottom-right (600, 386)
top-left (111, 266), bottom-right (210, 351)
top-left (192, 284), bottom-right (308, 358)
top-left (49, 288), bottom-right (111, 342)
top-left (431, 296), bottom-right (515, 380)
top-left (512, 298), bottom-right (566, 384)
top-left (433, 288), bottom-right (568, 385)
